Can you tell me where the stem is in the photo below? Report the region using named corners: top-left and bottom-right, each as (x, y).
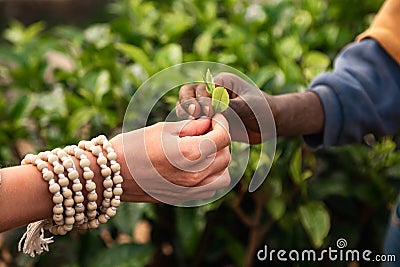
top-left (230, 187), bottom-right (276, 267)
top-left (192, 211), bottom-right (217, 267)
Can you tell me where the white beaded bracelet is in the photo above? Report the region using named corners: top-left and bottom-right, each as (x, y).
top-left (62, 146), bottom-right (85, 226)
top-left (49, 150), bottom-right (76, 235)
top-left (64, 146), bottom-right (90, 227)
top-left (19, 153), bottom-right (56, 257)
top-left (100, 136), bottom-right (123, 221)
top-left (73, 144), bottom-right (98, 229)
top-left (81, 135), bottom-right (123, 225)
top-left (63, 144), bottom-right (98, 230)
top-left (93, 136), bottom-right (122, 221)
top-left (85, 139), bottom-right (112, 213)
top-left (18, 135), bottom-right (124, 257)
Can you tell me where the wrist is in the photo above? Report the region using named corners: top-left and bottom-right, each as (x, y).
top-left (110, 133), bottom-right (156, 203)
top-left (17, 135), bottom-right (125, 256)
top-left (269, 91), bottom-right (324, 136)
top-left (264, 93), bottom-right (281, 134)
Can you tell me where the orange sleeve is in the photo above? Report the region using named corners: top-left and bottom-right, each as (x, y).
top-left (356, 0), bottom-right (400, 64)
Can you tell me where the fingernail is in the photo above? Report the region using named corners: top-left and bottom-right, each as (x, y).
top-left (204, 106), bottom-right (210, 116)
top-left (188, 104), bottom-right (196, 115)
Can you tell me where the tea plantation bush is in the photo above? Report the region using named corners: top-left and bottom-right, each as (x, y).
top-left (1, 0), bottom-right (399, 266)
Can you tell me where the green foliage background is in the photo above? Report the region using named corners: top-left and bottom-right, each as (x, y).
top-left (1, 0), bottom-right (399, 266)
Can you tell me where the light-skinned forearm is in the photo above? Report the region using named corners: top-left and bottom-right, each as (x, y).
top-left (0, 137), bottom-right (152, 233)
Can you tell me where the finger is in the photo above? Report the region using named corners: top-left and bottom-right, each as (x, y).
top-left (145, 146), bottom-right (229, 188)
top-left (178, 117), bottom-right (211, 137)
top-left (176, 102), bottom-right (191, 120)
top-left (181, 114), bottom-right (230, 158)
top-left (214, 72), bottom-right (246, 96)
top-left (160, 119), bottom-right (214, 172)
top-left (147, 168), bottom-right (229, 202)
top-left (175, 114), bottom-right (230, 167)
top-left (196, 168), bottom-right (231, 189)
top-left (179, 84), bottom-right (202, 117)
top-left (160, 118), bottom-right (209, 137)
top-left (227, 97), bottom-right (247, 113)
top-left (194, 146), bottom-right (231, 182)
top-left (222, 96), bottom-right (252, 123)
top-left (212, 113), bottom-right (230, 131)
top-left (203, 113), bottom-right (230, 151)
top-left (171, 146), bottom-right (230, 187)
top-left (195, 84), bottom-right (213, 117)
top-left (182, 145), bottom-right (230, 184)
top-left (175, 169), bottom-right (230, 202)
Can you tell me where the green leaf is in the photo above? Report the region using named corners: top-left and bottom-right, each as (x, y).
top-left (204, 68), bottom-right (215, 94)
top-left (302, 51), bottom-right (331, 81)
top-left (154, 43), bottom-right (183, 69)
top-left (289, 147), bottom-right (312, 184)
top-left (8, 94), bottom-right (30, 123)
top-left (115, 43), bottom-right (153, 74)
top-left (217, 227), bottom-right (246, 266)
top-left (276, 36), bottom-right (303, 60)
top-left (298, 201), bottom-right (330, 248)
top-left (36, 86), bottom-right (67, 116)
top-left (266, 196), bottom-right (286, 220)
top-left (194, 31), bottom-right (213, 58)
top-left (68, 107), bottom-right (97, 137)
top-left (85, 24), bottom-right (113, 49)
top-left (111, 203), bottom-right (151, 235)
top-left (203, 1), bottom-right (217, 22)
top-left (159, 10), bottom-right (194, 43)
top-left (212, 86), bottom-right (229, 113)
top-left (176, 208), bottom-right (206, 257)
top-left (94, 70), bottom-right (111, 105)
top-left (4, 20), bottom-right (45, 46)
top-left (289, 147), bottom-right (302, 184)
top-left (302, 169), bottom-right (313, 180)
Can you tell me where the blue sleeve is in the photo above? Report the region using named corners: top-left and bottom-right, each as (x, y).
top-left (303, 39), bottom-right (400, 149)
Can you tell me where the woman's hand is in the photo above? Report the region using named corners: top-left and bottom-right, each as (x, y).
top-left (111, 114), bottom-right (231, 204)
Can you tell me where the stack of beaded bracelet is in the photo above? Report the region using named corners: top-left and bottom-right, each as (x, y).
top-left (18, 135), bottom-right (123, 257)
top-left (80, 135), bottom-right (123, 226)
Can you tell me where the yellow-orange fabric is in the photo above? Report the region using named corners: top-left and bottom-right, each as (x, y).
top-left (356, 0), bottom-right (400, 64)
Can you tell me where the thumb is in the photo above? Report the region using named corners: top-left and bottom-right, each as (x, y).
top-left (228, 97), bottom-right (248, 114)
top-left (202, 114), bottom-right (230, 152)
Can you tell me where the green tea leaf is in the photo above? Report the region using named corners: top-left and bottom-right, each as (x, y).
top-left (289, 147), bottom-right (302, 184)
top-left (8, 94), bottom-right (30, 123)
top-left (115, 43), bottom-right (153, 74)
top-left (298, 201), bottom-right (330, 248)
top-left (266, 196), bottom-right (286, 220)
top-left (4, 20), bottom-right (45, 46)
top-left (204, 68), bottom-right (215, 94)
top-left (68, 107), bottom-right (97, 137)
top-left (212, 86), bottom-right (229, 113)
top-left (176, 208), bottom-right (206, 257)
top-left (154, 43), bottom-right (183, 68)
top-left (194, 32), bottom-right (212, 58)
top-left (94, 70), bottom-right (111, 105)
